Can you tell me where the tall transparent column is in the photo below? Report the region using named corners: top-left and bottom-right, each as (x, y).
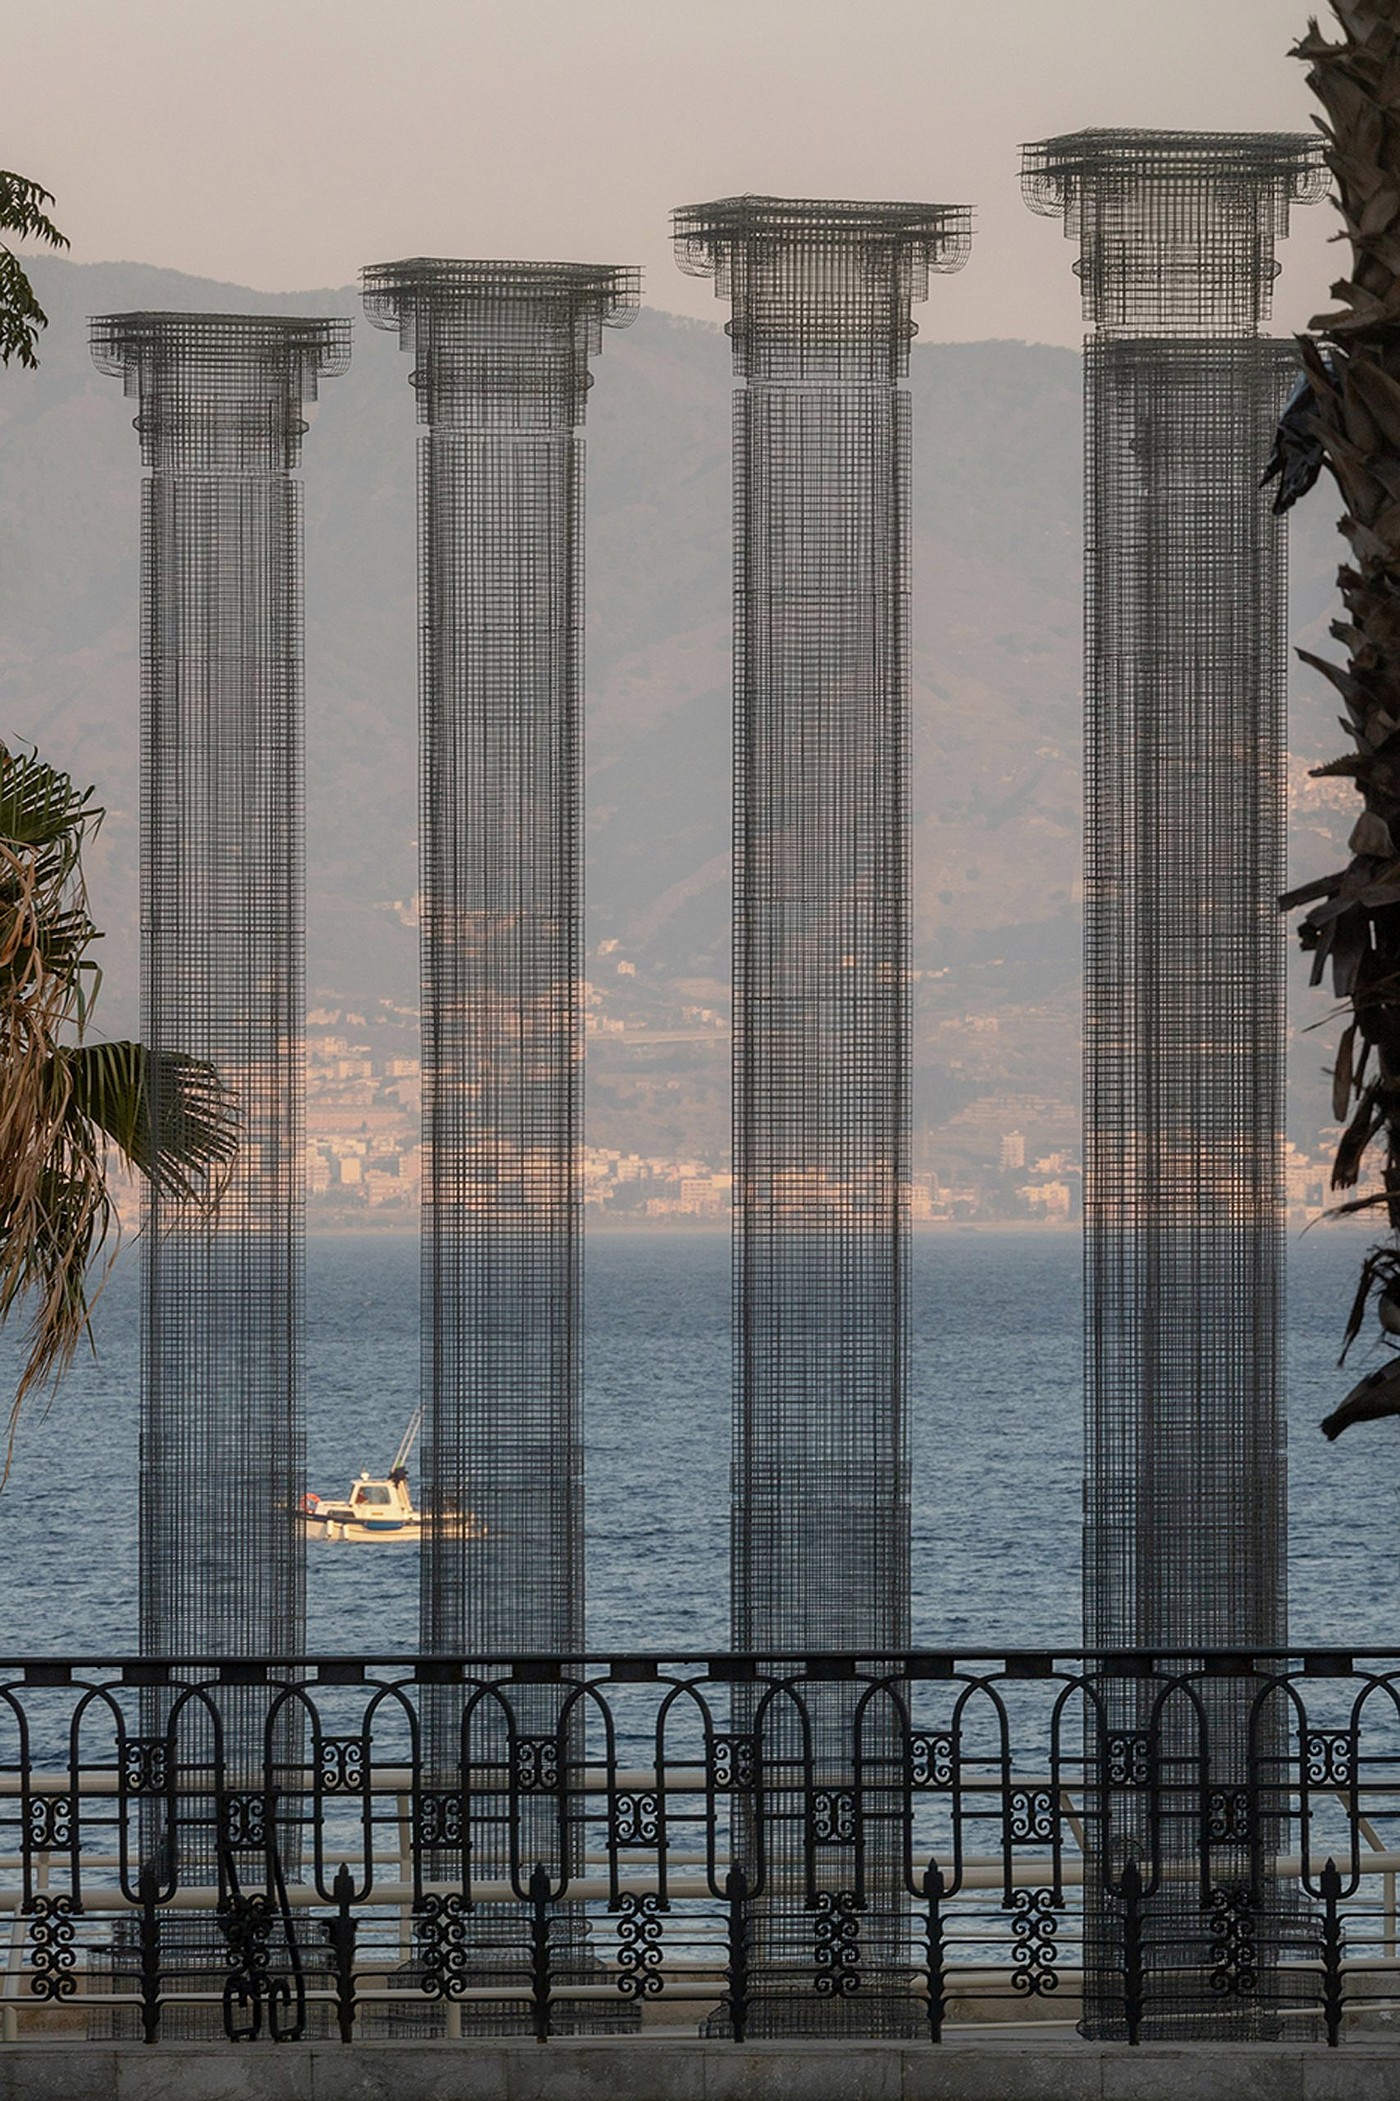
top-left (1023, 131), bottom-right (1324, 2036)
top-left (675, 195), bottom-right (969, 2035)
top-left (92, 314), bottom-right (349, 1666)
top-left (675, 195), bottom-right (968, 1661)
top-left (363, 263), bottom-right (636, 1666)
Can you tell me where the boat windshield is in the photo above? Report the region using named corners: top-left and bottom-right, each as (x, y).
top-left (353, 1484), bottom-right (393, 1505)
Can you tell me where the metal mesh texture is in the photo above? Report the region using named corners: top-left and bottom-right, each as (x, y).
top-left (675, 197), bottom-right (967, 1664)
top-left (360, 260), bottom-right (636, 2036)
top-left (90, 314), bottom-right (349, 1668)
top-left (1022, 130), bottom-right (1327, 336)
top-left (673, 196), bottom-right (967, 1663)
top-left (675, 197), bottom-right (969, 2037)
top-left (1021, 131), bottom-right (1322, 2039)
top-left (1080, 333), bottom-right (1297, 1667)
top-left (362, 263), bottom-right (637, 1665)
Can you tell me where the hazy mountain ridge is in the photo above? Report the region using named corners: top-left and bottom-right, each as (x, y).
top-left (0, 258), bottom-right (1345, 1164)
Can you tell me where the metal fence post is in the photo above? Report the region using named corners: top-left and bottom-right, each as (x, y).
top-left (529, 1863), bottom-right (553, 2042)
top-left (922, 1861), bottom-right (945, 2043)
top-left (725, 1866), bottom-right (750, 2042)
top-left (1121, 1857), bottom-right (1144, 2045)
top-left (326, 1863), bottom-right (357, 2044)
top-left (1321, 1857), bottom-right (1344, 2046)
top-left (137, 1862), bottom-right (161, 2046)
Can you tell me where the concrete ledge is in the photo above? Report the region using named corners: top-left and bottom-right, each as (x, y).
top-left (0, 2041), bottom-right (1397, 2101)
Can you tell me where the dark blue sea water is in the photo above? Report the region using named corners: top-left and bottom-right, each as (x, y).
top-left (0, 1228), bottom-right (1393, 1657)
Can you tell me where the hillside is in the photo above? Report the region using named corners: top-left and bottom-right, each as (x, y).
top-left (0, 258), bottom-right (1345, 1170)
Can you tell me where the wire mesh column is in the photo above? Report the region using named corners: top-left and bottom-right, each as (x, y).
top-left (363, 264), bottom-right (635, 2032)
top-left (675, 196), bottom-right (969, 2034)
top-left (91, 312), bottom-right (347, 1664)
top-left (91, 312), bottom-right (348, 2029)
top-left (1022, 131), bottom-right (1325, 2037)
top-left (362, 259), bottom-right (636, 1665)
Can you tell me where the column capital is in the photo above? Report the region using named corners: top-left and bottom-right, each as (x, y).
top-left (361, 258), bottom-right (639, 427)
top-left (90, 311), bottom-right (350, 471)
top-left (1021, 129), bottom-right (1326, 336)
top-left (673, 194), bottom-right (971, 382)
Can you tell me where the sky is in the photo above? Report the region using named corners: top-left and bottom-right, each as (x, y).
top-left (2, 0), bottom-right (1342, 345)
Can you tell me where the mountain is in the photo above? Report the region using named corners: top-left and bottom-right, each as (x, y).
top-left (0, 258), bottom-right (1345, 1167)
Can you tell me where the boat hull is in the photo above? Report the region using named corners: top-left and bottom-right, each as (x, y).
top-left (299, 1476), bottom-right (481, 1544)
top-left (300, 1510), bottom-right (421, 1544)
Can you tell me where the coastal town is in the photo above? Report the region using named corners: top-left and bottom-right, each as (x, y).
top-left (97, 988), bottom-right (1342, 1235)
top-left (100, 946), bottom-right (1363, 1238)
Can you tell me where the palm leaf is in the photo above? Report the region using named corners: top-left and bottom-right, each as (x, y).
top-left (0, 1044), bottom-right (238, 1468)
top-left (0, 746), bottom-right (98, 853)
top-left (1282, 2), bottom-right (1400, 1411)
top-left (61, 1041), bottom-right (239, 1194)
top-left (0, 729), bottom-right (235, 1455)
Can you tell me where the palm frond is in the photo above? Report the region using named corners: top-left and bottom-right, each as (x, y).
top-left (1281, 2), bottom-right (1400, 1411)
top-left (61, 1040), bottom-right (239, 1195)
top-left (0, 729), bottom-right (235, 1460)
top-left (0, 1057), bottom-right (114, 1457)
top-left (0, 1043), bottom-right (238, 1470)
top-left (0, 910), bottom-right (98, 989)
top-left (0, 746), bottom-right (98, 852)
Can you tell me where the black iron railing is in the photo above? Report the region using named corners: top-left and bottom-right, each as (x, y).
top-left (0, 1650), bottom-right (1394, 2045)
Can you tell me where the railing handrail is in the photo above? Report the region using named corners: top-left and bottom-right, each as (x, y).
top-left (0, 1646), bottom-right (1383, 1677)
top-left (0, 1648), bottom-right (1391, 2048)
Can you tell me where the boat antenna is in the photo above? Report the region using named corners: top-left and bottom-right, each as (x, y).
top-left (391, 1403), bottom-right (423, 1477)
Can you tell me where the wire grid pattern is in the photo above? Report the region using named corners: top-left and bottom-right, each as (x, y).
top-left (362, 264), bottom-right (636, 1670)
top-left (729, 383), bottom-right (912, 1657)
top-left (673, 195), bottom-right (967, 1665)
top-left (674, 196), bottom-right (970, 388)
top-left (90, 314), bottom-right (349, 1672)
top-left (1081, 336), bottom-right (1303, 2037)
top-left (1022, 131), bottom-right (1326, 336)
top-left (675, 199), bottom-right (968, 2034)
top-left (1082, 333), bottom-right (1296, 1667)
top-left (1022, 133), bottom-right (1317, 2036)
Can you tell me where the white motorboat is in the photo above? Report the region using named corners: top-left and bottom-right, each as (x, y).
top-left (300, 1405), bottom-right (485, 1543)
top-left (301, 1465), bottom-right (422, 1543)
top-left (302, 1404), bottom-right (423, 1540)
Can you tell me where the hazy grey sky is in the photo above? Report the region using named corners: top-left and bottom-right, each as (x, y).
top-left (3, 0), bottom-right (1339, 344)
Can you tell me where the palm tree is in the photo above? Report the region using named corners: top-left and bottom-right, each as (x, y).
top-left (0, 174), bottom-right (233, 1439)
top-left (0, 168), bottom-right (67, 368)
top-left (1279, 2), bottom-right (1400, 1429)
top-left (0, 743), bottom-right (236, 1443)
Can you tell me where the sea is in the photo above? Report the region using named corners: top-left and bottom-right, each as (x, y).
top-left (0, 1227), bottom-right (1393, 1660)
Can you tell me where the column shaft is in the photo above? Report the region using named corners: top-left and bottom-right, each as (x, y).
top-left (1084, 337), bottom-right (1292, 1657)
top-left (364, 261), bottom-right (636, 1668)
top-left (734, 384), bottom-right (910, 1652)
top-left (420, 423), bottom-right (583, 1652)
top-left (675, 196), bottom-right (969, 1664)
top-left (676, 197), bottom-right (968, 2041)
top-left (1023, 129), bottom-right (1324, 2040)
top-left (92, 312), bottom-right (348, 1665)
